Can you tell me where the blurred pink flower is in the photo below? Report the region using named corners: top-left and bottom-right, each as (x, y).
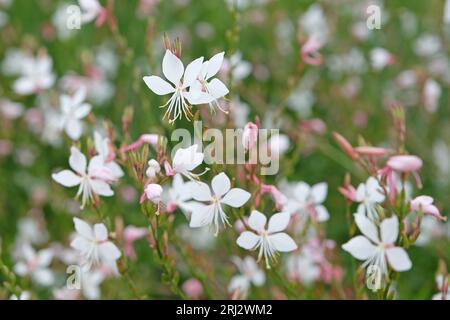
top-left (182, 278), bottom-right (203, 299)
top-left (143, 183), bottom-right (163, 204)
top-left (124, 226), bottom-right (148, 261)
top-left (242, 122), bottom-right (258, 151)
top-left (301, 37), bottom-right (323, 66)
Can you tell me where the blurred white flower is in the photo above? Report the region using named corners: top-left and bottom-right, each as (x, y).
top-left (432, 274), bottom-right (450, 300)
top-left (299, 4), bottom-right (329, 43)
top-left (52, 147), bottom-right (115, 209)
top-left (342, 215), bottom-right (412, 278)
top-left (13, 53), bottom-right (55, 95)
top-left (70, 217), bottom-right (121, 271)
top-left (14, 243), bottom-right (54, 286)
top-left (236, 210), bottom-right (297, 268)
top-left (228, 256), bottom-right (265, 297)
top-left (423, 79), bottom-right (441, 113)
top-left (10, 291), bottom-right (31, 300)
top-left (280, 181), bottom-right (329, 222)
top-left (94, 131), bottom-right (124, 179)
top-left (189, 172), bottom-right (251, 235)
top-left (355, 177), bottom-right (385, 220)
top-left (143, 50), bottom-right (204, 123)
top-left (414, 34), bottom-right (441, 57)
top-left (146, 159), bottom-right (161, 178)
top-left (370, 48), bottom-right (394, 70)
top-left (286, 252), bottom-right (320, 285)
top-left (59, 88), bottom-right (91, 140)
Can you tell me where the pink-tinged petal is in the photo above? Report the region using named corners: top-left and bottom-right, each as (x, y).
top-left (74, 103), bottom-right (91, 119)
top-left (207, 78), bottom-right (229, 99)
top-left (221, 188), bottom-right (251, 208)
top-left (143, 76), bottom-right (175, 95)
top-left (94, 223), bottom-right (108, 241)
top-left (268, 212), bottom-right (291, 233)
top-left (162, 50), bottom-right (184, 86)
top-left (72, 87), bottom-right (87, 106)
top-left (236, 231), bottom-right (260, 250)
top-left (380, 216), bottom-right (398, 244)
top-left (247, 210), bottom-right (267, 233)
top-left (65, 119), bottom-right (83, 140)
top-left (269, 233), bottom-right (297, 252)
top-left (386, 247), bottom-right (412, 272)
top-left (354, 213), bottom-right (379, 244)
top-left (90, 179), bottom-right (114, 197)
top-left (99, 242), bottom-right (121, 261)
top-left (73, 217), bottom-right (93, 239)
top-left (183, 57), bottom-right (204, 88)
top-left (190, 182), bottom-right (212, 202)
top-left (342, 236), bottom-right (377, 260)
top-left (205, 52), bottom-right (225, 79)
top-left (212, 172), bottom-right (231, 197)
top-left (68, 145), bottom-right (86, 173)
top-left (189, 204), bottom-right (214, 228)
top-left (311, 182), bottom-right (327, 204)
top-left (387, 155), bottom-right (422, 172)
top-left (106, 162), bottom-right (124, 178)
top-left (52, 170), bottom-right (81, 187)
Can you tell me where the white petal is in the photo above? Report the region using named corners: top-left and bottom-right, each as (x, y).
top-left (355, 183), bottom-right (366, 202)
top-left (52, 170), bottom-right (81, 187)
top-left (90, 179), bottom-right (114, 197)
top-left (207, 78), bottom-right (229, 99)
top-left (247, 210), bottom-right (267, 233)
top-left (386, 247), bottom-right (412, 272)
top-left (70, 236), bottom-right (91, 252)
top-left (354, 213), bottom-right (379, 244)
top-left (342, 235), bottom-right (377, 260)
top-left (211, 172), bottom-right (231, 197)
top-left (315, 205), bottom-right (330, 222)
top-left (74, 103), bottom-right (91, 119)
top-left (65, 119), bottom-right (83, 140)
top-left (69, 147), bottom-right (87, 174)
top-left (33, 269), bottom-right (54, 286)
top-left (267, 212), bottom-right (291, 233)
top-left (162, 50), bottom-right (184, 86)
top-left (236, 231), bottom-right (260, 250)
top-left (205, 52), bottom-right (224, 79)
top-left (311, 182), bottom-right (327, 204)
top-left (94, 223), bottom-right (108, 241)
top-left (106, 162), bottom-right (124, 178)
top-left (143, 76), bottom-right (175, 95)
top-left (190, 182), bottom-right (212, 202)
top-left (380, 216), bottom-right (399, 244)
top-left (269, 233), bottom-right (297, 252)
top-left (189, 204), bottom-right (214, 227)
top-left (99, 242), bottom-right (121, 261)
top-left (36, 249), bottom-right (53, 267)
top-left (221, 188), bottom-right (250, 207)
top-left (183, 56), bottom-right (204, 88)
top-left (13, 77), bottom-right (35, 95)
top-left (73, 217), bottom-right (94, 239)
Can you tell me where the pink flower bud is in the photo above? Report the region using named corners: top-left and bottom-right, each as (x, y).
top-left (124, 226), bottom-right (148, 261)
top-left (410, 196), bottom-right (446, 221)
top-left (354, 146), bottom-right (389, 157)
top-left (338, 185), bottom-right (357, 202)
top-left (140, 134), bottom-right (159, 145)
top-left (301, 37), bottom-right (324, 66)
top-left (260, 184), bottom-right (287, 209)
top-left (242, 122), bottom-right (258, 151)
top-left (144, 183), bottom-right (163, 204)
top-left (387, 155), bottom-right (422, 172)
top-left (182, 278), bottom-right (203, 299)
top-left (146, 159), bottom-right (161, 178)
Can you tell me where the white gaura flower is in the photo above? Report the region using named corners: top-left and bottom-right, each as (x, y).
top-left (52, 147), bottom-right (115, 209)
top-left (70, 217), bottom-right (121, 271)
top-left (236, 210), bottom-right (297, 268)
top-left (342, 214), bottom-right (412, 278)
top-left (79, 0), bottom-right (105, 24)
top-left (94, 131), bottom-right (124, 179)
top-left (228, 256), bottom-right (265, 298)
top-left (286, 252), bottom-right (320, 285)
top-left (189, 52), bottom-right (229, 112)
top-left (189, 172), bottom-right (251, 235)
top-left (280, 181), bottom-right (329, 222)
top-left (171, 144), bottom-right (207, 181)
top-left (143, 50), bottom-right (204, 123)
top-left (59, 88), bottom-right (92, 140)
top-left (13, 53), bottom-right (55, 95)
top-left (14, 243), bottom-right (54, 286)
top-left (164, 174), bottom-right (196, 215)
top-left (355, 177), bottom-right (385, 220)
